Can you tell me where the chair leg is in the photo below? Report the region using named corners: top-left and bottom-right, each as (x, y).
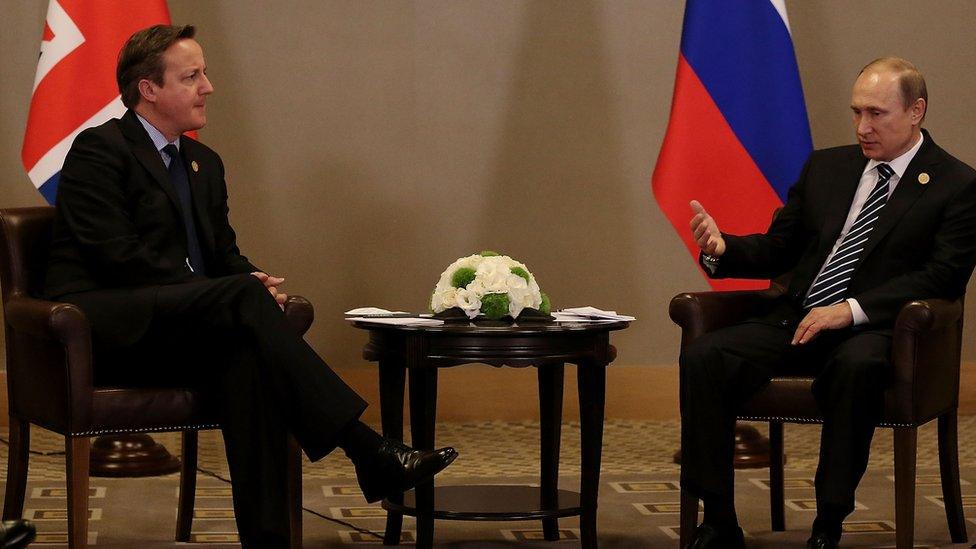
top-left (893, 427), bottom-right (917, 549)
top-left (2, 417), bottom-right (30, 520)
top-left (287, 435), bottom-right (303, 549)
top-left (66, 437), bottom-right (91, 549)
top-left (679, 488), bottom-right (699, 548)
top-left (769, 421), bottom-right (785, 532)
top-left (176, 430), bottom-right (198, 542)
top-left (938, 411), bottom-right (968, 543)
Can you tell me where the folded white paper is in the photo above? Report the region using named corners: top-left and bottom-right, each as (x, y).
top-left (344, 307), bottom-right (408, 316)
top-left (346, 316), bottom-right (444, 327)
top-left (556, 307), bottom-right (636, 322)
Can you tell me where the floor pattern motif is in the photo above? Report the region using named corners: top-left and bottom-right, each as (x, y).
top-left (1, 418), bottom-right (975, 547)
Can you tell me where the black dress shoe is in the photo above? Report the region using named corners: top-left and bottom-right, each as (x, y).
top-left (355, 439), bottom-right (458, 503)
top-left (0, 520), bottom-right (36, 549)
top-left (806, 531), bottom-right (839, 549)
top-left (684, 523), bottom-right (745, 549)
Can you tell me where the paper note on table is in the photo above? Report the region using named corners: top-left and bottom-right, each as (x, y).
top-left (345, 316), bottom-right (444, 326)
top-left (344, 307), bottom-right (409, 316)
top-left (554, 307), bottom-right (636, 322)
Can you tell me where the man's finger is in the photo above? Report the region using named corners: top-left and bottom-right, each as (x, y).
top-left (690, 200), bottom-right (706, 215)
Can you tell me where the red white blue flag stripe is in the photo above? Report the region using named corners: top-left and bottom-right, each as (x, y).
top-left (652, 0), bottom-right (812, 290)
top-left (22, 0), bottom-right (172, 204)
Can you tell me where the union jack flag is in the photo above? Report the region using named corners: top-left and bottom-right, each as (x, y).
top-left (22, 0), bottom-right (173, 204)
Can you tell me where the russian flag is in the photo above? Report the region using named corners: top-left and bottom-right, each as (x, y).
top-left (22, 0), bottom-right (173, 204)
top-left (652, 0), bottom-right (812, 291)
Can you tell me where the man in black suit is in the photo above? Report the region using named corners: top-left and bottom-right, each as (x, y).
top-left (44, 25), bottom-right (456, 548)
top-left (680, 58), bottom-right (976, 549)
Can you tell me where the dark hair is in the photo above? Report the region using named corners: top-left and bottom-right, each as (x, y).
top-left (117, 24), bottom-right (196, 109)
top-left (859, 57), bottom-right (928, 119)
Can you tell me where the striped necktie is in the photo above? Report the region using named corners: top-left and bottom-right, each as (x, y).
top-left (803, 163), bottom-right (895, 308)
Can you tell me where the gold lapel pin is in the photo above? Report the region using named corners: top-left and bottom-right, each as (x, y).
top-left (191, 160), bottom-right (200, 173)
top-left (918, 172), bottom-right (930, 185)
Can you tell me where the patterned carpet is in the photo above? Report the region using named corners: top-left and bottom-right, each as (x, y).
top-left (1, 417), bottom-right (975, 547)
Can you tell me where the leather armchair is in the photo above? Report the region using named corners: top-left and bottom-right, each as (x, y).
top-left (670, 286), bottom-right (968, 549)
top-left (0, 207), bottom-right (306, 548)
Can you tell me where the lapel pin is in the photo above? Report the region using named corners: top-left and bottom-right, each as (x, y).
top-left (917, 172), bottom-right (930, 185)
top-left (191, 160), bottom-right (200, 173)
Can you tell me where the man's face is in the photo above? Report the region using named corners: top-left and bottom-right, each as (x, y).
top-left (147, 39), bottom-right (213, 139)
top-left (850, 69), bottom-right (923, 161)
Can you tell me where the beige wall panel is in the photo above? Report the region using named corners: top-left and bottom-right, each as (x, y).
top-left (2, 2), bottom-right (976, 397)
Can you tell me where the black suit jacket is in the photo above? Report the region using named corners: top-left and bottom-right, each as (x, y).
top-left (708, 130), bottom-right (976, 327)
top-left (44, 110), bottom-right (257, 344)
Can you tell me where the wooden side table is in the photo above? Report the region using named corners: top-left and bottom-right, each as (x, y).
top-left (350, 318), bottom-right (630, 548)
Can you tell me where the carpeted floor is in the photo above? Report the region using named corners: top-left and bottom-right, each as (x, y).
top-left (1, 417), bottom-right (975, 547)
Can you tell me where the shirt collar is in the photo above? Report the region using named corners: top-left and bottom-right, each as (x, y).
top-left (135, 112), bottom-right (180, 153)
top-left (863, 132), bottom-right (924, 179)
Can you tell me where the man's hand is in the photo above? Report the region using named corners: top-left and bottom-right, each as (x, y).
top-left (251, 271), bottom-right (287, 308)
top-left (792, 302), bottom-right (853, 345)
top-left (690, 200), bottom-right (726, 256)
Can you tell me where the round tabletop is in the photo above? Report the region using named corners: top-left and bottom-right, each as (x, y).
top-left (348, 317), bottom-right (631, 334)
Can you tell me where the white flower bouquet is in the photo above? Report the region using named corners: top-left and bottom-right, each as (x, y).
top-left (430, 251), bottom-right (552, 320)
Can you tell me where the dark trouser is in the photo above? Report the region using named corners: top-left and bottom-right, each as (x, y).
top-left (679, 302), bottom-right (891, 520)
top-left (62, 274), bottom-right (368, 547)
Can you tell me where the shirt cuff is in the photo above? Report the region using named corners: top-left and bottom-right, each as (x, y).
top-left (846, 298), bottom-right (869, 326)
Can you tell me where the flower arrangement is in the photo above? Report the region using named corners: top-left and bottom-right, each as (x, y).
top-left (430, 251), bottom-right (552, 320)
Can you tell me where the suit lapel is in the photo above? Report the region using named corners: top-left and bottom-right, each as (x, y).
top-left (181, 139), bottom-right (216, 256)
top-left (859, 133), bottom-right (938, 262)
top-left (816, 147), bottom-right (868, 261)
top-left (120, 110), bottom-right (184, 216)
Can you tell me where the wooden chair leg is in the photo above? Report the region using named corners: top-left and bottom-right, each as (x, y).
top-left (2, 417), bottom-right (30, 520)
top-left (679, 488), bottom-right (699, 548)
top-left (287, 435), bottom-right (303, 549)
top-left (769, 421), bottom-right (785, 532)
top-left (176, 430), bottom-right (198, 542)
top-left (938, 411), bottom-right (968, 543)
top-left (66, 437), bottom-right (91, 549)
top-left (893, 427), bottom-right (917, 549)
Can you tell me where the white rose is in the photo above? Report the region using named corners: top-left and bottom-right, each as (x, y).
top-left (455, 288), bottom-right (482, 318)
top-left (476, 258), bottom-right (510, 292)
top-left (430, 287), bottom-right (459, 313)
top-left (505, 273), bottom-right (529, 291)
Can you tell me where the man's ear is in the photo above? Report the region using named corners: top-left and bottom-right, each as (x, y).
top-left (910, 97), bottom-right (926, 125)
top-left (138, 79), bottom-right (157, 104)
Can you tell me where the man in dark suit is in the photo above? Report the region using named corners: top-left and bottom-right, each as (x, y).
top-left (680, 58), bottom-right (976, 549)
top-left (44, 25), bottom-right (457, 548)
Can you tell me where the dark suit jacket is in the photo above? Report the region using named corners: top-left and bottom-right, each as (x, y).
top-left (708, 130), bottom-right (976, 327)
top-left (44, 109), bottom-right (258, 344)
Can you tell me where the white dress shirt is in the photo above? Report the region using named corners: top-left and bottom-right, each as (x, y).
top-left (811, 132), bottom-right (924, 325)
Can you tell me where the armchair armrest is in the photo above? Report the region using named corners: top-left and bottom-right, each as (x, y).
top-left (669, 288), bottom-right (782, 348)
top-left (3, 295), bottom-right (94, 430)
top-left (888, 298), bottom-right (964, 423)
top-left (5, 296), bottom-right (91, 343)
top-left (283, 295), bottom-right (314, 336)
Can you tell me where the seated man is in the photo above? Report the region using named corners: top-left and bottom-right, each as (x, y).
top-left (681, 58), bottom-right (976, 549)
top-left (43, 25), bottom-right (456, 548)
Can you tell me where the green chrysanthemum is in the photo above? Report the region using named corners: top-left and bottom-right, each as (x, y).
top-left (479, 250), bottom-right (500, 257)
top-left (480, 293), bottom-right (510, 319)
top-left (510, 266), bottom-right (531, 283)
top-left (451, 267), bottom-right (476, 289)
top-left (539, 293), bottom-right (552, 315)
